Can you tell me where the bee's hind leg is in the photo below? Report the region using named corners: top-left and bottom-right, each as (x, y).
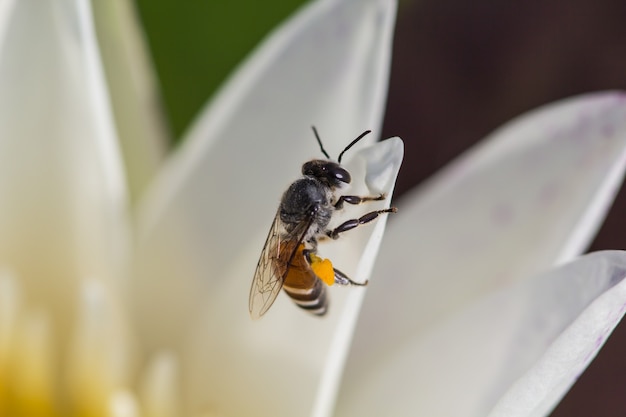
top-left (334, 268), bottom-right (368, 286)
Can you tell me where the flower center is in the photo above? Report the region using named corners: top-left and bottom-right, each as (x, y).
top-left (0, 271), bottom-right (196, 417)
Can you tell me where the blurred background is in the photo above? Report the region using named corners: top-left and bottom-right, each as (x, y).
top-left (133, 0), bottom-right (626, 415)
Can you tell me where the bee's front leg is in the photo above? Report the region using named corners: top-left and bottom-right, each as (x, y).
top-left (334, 193), bottom-right (386, 209)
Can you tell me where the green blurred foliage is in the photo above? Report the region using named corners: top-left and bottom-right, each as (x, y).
top-left (134, 0), bottom-right (308, 142)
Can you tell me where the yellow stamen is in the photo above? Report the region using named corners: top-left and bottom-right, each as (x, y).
top-left (0, 271), bottom-right (19, 414)
top-left (11, 311), bottom-right (57, 417)
top-left (141, 352), bottom-right (180, 417)
top-left (67, 280), bottom-right (129, 417)
top-left (109, 390), bottom-right (139, 417)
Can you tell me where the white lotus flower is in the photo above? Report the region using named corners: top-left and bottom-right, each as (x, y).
top-left (0, 1), bottom-right (625, 417)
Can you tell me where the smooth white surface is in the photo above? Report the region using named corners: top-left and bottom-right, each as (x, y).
top-left (0, 0), bottom-right (129, 342)
top-left (338, 92), bottom-right (626, 417)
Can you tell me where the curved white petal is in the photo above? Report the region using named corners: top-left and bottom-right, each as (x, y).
top-left (92, 0), bottom-right (168, 200)
top-left (343, 92), bottom-right (626, 382)
top-left (183, 138), bottom-right (402, 417)
top-left (336, 251), bottom-right (626, 417)
top-left (486, 252), bottom-right (626, 415)
top-left (133, 0), bottom-right (397, 349)
top-left (0, 0), bottom-right (129, 335)
top-left (132, 1), bottom-right (399, 413)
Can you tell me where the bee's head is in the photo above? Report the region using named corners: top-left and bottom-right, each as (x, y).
top-left (304, 127), bottom-right (371, 188)
top-left (302, 160), bottom-right (351, 188)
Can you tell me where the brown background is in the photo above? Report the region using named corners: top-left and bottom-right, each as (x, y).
top-left (380, 0), bottom-right (626, 415)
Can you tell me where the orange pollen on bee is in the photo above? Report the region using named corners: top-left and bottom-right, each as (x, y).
top-left (309, 252), bottom-right (335, 286)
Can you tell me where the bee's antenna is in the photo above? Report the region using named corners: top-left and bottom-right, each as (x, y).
top-left (338, 130), bottom-right (371, 163)
top-left (311, 126), bottom-right (331, 159)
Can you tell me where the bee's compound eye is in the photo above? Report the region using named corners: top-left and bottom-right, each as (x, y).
top-left (330, 166), bottom-right (351, 184)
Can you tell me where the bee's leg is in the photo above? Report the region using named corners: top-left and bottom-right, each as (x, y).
top-left (334, 193), bottom-right (386, 209)
top-left (327, 207), bottom-right (397, 239)
top-left (334, 267), bottom-right (368, 286)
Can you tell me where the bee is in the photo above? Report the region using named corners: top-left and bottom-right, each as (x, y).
top-left (249, 127), bottom-right (396, 319)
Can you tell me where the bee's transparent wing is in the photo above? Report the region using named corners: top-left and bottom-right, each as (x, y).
top-left (250, 208), bottom-right (315, 319)
top-left (249, 211), bottom-right (287, 319)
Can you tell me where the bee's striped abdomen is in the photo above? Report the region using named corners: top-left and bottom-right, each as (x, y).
top-left (283, 277), bottom-right (328, 316)
top-left (279, 244), bottom-right (329, 316)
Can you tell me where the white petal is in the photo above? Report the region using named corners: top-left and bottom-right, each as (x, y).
top-left (133, 0), bottom-right (397, 349)
top-left (344, 92), bottom-right (626, 379)
top-left (487, 255), bottom-right (626, 416)
top-left (180, 138), bottom-right (402, 417)
top-left (336, 251), bottom-right (626, 417)
top-left (0, 0), bottom-right (129, 334)
top-left (92, 0), bottom-right (168, 200)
